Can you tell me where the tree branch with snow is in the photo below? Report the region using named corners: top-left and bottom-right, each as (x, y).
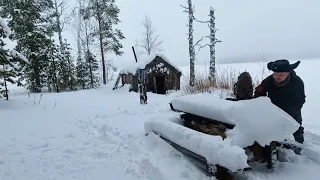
top-left (0, 17), bottom-right (29, 99)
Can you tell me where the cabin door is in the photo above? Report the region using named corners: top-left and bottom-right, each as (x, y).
top-left (153, 76), bottom-right (157, 93)
top-left (154, 75), bottom-right (165, 94)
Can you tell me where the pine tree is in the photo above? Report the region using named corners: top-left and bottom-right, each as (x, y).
top-left (45, 42), bottom-right (61, 92)
top-left (76, 55), bottom-right (88, 89)
top-left (61, 39), bottom-right (76, 91)
top-left (85, 50), bottom-right (99, 88)
top-left (53, 0), bottom-right (76, 91)
top-left (0, 17), bottom-right (28, 99)
top-left (55, 39), bottom-right (75, 92)
top-left (75, 10), bottom-right (100, 89)
top-left (83, 0), bottom-right (125, 85)
top-left (1, 0), bottom-right (56, 93)
top-left (75, 50), bottom-right (99, 89)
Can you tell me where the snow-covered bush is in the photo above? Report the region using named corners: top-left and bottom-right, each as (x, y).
top-left (181, 66), bottom-right (262, 96)
top-left (181, 67), bottom-right (239, 95)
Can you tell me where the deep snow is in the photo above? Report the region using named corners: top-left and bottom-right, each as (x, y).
top-left (1, 59), bottom-right (320, 180)
top-left (144, 115), bottom-right (249, 172)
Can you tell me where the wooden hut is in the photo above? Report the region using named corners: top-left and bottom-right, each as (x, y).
top-left (119, 54), bottom-right (182, 94)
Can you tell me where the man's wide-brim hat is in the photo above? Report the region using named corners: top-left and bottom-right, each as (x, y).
top-left (267, 59), bottom-right (300, 72)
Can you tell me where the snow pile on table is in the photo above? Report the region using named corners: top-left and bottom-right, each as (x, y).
top-left (170, 94), bottom-right (300, 148)
top-left (225, 97), bottom-right (300, 147)
top-left (144, 115), bottom-right (250, 172)
top-left (119, 53), bottom-right (181, 74)
top-left (171, 93), bottom-right (236, 125)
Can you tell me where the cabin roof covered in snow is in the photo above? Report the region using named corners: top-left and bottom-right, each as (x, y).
top-left (119, 53), bottom-right (181, 74)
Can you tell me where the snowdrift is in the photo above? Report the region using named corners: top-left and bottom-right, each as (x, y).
top-left (144, 115), bottom-right (250, 172)
top-left (170, 94), bottom-right (300, 147)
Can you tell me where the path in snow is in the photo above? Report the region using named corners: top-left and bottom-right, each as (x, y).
top-left (0, 87), bottom-right (209, 180)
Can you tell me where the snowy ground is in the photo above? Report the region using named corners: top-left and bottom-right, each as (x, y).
top-left (1, 59), bottom-right (320, 180)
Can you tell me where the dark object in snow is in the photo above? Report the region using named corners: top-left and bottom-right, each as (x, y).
top-left (112, 74), bottom-right (125, 90)
top-left (254, 68), bottom-right (306, 143)
top-left (233, 72), bottom-right (253, 100)
top-left (137, 68), bottom-right (147, 104)
top-left (1, 89), bottom-right (8, 99)
top-left (132, 47), bottom-right (147, 104)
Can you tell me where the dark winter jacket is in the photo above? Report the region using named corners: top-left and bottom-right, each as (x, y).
top-left (254, 70), bottom-right (306, 124)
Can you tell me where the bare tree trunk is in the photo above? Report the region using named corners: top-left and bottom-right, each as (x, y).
top-left (51, 48), bottom-right (59, 93)
top-left (54, 0), bottom-right (64, 52)
top-left (86, 39), bottom-right (94, 88)
top-left (88, 51), bottom-right (94, 88)
top-left (95, 0), bottom-right (106, 85)
top-left (77, 0), bottom-right (83, 58)
top-left (3, 76), bottom-right (8, 101)
top-left (188, 0), bottom-right (195, 86)
top-left (83, 19), bottom-right (94, 88)
top-left (209, 7), bottom-right (216, 82)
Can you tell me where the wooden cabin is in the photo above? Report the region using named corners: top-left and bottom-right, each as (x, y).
top-left (119, 54), bottom-right (182, 94)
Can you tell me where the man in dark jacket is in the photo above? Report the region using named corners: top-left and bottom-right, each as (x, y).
top-left (254, 59), bottom-right (306, 144)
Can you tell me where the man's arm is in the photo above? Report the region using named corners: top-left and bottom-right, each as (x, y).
top-left (253, 78), bottom-right (269, 98)
top-left (294, 76), bottom-right (306, 109)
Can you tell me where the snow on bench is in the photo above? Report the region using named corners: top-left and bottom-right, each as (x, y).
top-left (171, 94), bottom-right (237, 125)
top-left (144, 115), bottom-right (250, 172)
top-left (170, 94), bottom-right (300, 148)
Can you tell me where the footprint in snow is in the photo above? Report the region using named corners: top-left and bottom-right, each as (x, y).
top-left (42, 136), bottom-right (55, 140)
top-left (139, 158), bottom-right (166, 180)
top-left (180, 171), bottom-right (190, 179)
top-left (94, 114), bottom-right (110, 119)
top-left (90, 151), bottom-right (110, 159)
top-left (28, 143), bottom-right (49, 151)
top-left (125, 158), bottom-right (165, 180)
top-left (63, 149), bottom-right (76, 154)
top-left (41, 149), bottom-right (52, 153)
top-left (64, 133), bottom-right (74, 138)
top-left (10, 151), bottom-right (22, 155)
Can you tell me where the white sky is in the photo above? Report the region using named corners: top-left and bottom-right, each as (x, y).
top-left (6, 0), bottom-right (320, 68)
top-left (108, 0), bottom-right (320, 67)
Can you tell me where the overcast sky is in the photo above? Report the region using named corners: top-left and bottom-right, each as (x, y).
top-left (64, 0), bottom-right (320, 68)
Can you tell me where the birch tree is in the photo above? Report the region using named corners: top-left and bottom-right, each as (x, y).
top-left (79, 18), bottom-right (99, 89)
top-left (181, 0), bottom-right (205, 86)
top-left (208, 7), bottom-right (221, 82)
top-left (194, 7), bottom-right (221, 83)
top-left (135, 15), bottom-right (163, 55)
top-left (53, 0), bottom-right (76, 91)
top-left (54, 0), bottom-right (68, 53)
